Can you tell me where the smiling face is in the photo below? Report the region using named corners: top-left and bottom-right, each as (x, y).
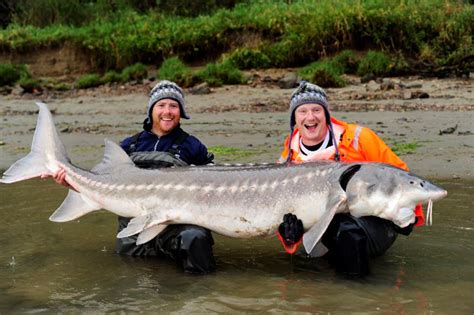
top-left (151, 99), bottom-right (181, 136)
top-left (294, 103), bottom-right (329, 146)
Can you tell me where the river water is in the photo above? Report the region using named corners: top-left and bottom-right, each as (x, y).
top-left (0, 178), bottom-right (472, 313)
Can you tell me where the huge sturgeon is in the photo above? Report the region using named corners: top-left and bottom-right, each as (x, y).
top-left (1, 102), bottom-right (447, 253)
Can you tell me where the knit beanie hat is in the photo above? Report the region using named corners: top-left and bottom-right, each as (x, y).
top-left (145, 80), bottom-right (189, 128)
top-left (289, 80), bottom-right (330, 129)
top-left (286, 81), bottom-right (340, 162)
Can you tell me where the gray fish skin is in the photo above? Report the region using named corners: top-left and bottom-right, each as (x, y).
top-left (0, 103), bottom-right (447, 254)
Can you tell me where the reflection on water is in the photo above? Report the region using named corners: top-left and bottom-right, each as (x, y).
top-left (0, 178), bottom-right (472, 313)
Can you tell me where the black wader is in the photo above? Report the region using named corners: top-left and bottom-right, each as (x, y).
top-left (321, 214), bottom-right (399, 276)
top-left (115, 129), bottom-right (216, 274)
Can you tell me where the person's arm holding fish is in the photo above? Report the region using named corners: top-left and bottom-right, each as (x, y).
top-left (276, 81), bottom-right (423, 276)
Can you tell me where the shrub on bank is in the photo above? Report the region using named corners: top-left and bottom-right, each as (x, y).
top-left (1, 1), bottom-right (472, 74)
top-left (311, 64), bottom-right (346, 88)
top-left (299, 59), bottom-right (346, 88)
top-left (121, 63), bottom-right (147, 81)
top-left (332, 50), bottom-right (359, 74)
top-left (227, 48), bottom-right (271, 69)
top-left (391, 53), bottom-right (410, 75)
top-left (102, 70), bottom-right (122, 84)
top-left (0, 64), bottom-right (21, 86)
top-left (51, 82), bottom-right (71, 91)
top-left (299, 49), bottom-right (362, 87)
top-left (18, 77), bottom-right (41, 92)
top-left (0, 63), bottom-right (29, 86)
top-left (75, 74), bottom-right (102, 89)
top-left (357, 51), bottom-right (392, 77)
top-left (157, 57), bottom-right (197, 87)
top-left (197, 60), bottom-right (245, 87)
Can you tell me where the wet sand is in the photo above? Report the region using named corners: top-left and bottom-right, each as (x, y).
top-left (0, 76), bottom-right (473, 179)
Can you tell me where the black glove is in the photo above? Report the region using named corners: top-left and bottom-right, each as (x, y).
top-left (393, 217), bottom-right (417, 236)
top-left (278, 213), bottom-right (304, 245)
top-left (393, 223), bottom-right (414, 236)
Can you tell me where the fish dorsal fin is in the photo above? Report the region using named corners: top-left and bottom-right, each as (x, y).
top-left (302, 190), bottom-right (347, 254)
top-left (91, 139), bottom-right (135, 174)
top-left (49, 190), bottom-right (101, 222)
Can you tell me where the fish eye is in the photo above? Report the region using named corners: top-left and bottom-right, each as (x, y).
top-left (409, 180), bottom-right (414, 184)
top-left (420, 182), bottom-right (424, 187)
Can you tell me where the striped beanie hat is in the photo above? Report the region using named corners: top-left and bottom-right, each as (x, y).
top-left (289, 81), bottom-right (329, 129)
top-left (286, 81), bottom-right (340, 162)
top-left (146, 80), bottom-right (190, 122)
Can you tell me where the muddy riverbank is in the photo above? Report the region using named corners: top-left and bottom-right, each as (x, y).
top-left (1, 74), bottom-right (473, 179)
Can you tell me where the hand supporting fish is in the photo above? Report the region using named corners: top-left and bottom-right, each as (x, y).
top-left (277, 213), bottom-right (304, 254)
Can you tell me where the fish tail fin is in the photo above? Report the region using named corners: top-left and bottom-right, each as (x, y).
top-left (1, 102), bottom-right (69, 183)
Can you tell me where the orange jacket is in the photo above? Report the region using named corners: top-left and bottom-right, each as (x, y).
top-left (279, 117), bottom-right (425, 226)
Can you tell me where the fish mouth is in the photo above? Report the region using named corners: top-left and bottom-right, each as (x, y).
top-left (421, 185), bottom-right (448, 203)
top-left (433, 189), bottom-right (448, 201)
top-left (393, 208), bottom-right (416, 228)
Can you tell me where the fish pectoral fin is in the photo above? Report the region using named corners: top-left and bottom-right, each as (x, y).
top-left (308, 241), bottom-right (329, 258)
top-left (117, 214), bottom-right (167, 239)
top-left (302, 192), bottom-right (346, 254)
top-left (136, 224), bottom-right (168, 245)
top-left (49, 190), bottom-right (101, 222)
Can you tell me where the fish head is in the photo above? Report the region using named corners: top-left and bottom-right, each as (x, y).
top-left (343, 163), bottom-right (447, 227)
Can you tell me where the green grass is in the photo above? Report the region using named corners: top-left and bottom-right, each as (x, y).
top-left (299, 58), bottom-right (346, 88)
top-left (357, 50), bottom-right (392, 77)
top-left (0, 64), bottom-right (21, 86)
top-left (1, 0), bottom-right (471, 72)
top-left (102, 70), bottom-right (123, 84)
top-left (75, 74), bottom-right (102, 89)
top-left (208, 145), bottom-right (259, 161)
top-left (18, 77), bottom-right (41, 92)
top-left (196, 60), bottom-right (245, 87)
top-left (121, 63), bottom-right (147, 81)
top-left (0, 63), bottom-right (30, 86)
top-left (391, 141), bottom-right (422, 155)
top-left (332, 50), bottom-right (359, 74)
top-left (227, 48), bottom-right (271, 69)
top-left (52, 82), bottom-right (71, 91)
top-left (157, 57), bottom-right (196, 87)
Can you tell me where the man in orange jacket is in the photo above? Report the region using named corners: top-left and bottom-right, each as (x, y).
top-left (277, 81), bottom-right (424, 276)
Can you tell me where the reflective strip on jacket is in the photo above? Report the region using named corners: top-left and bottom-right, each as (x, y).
top-left (279, 117), bottom-right (425, 226)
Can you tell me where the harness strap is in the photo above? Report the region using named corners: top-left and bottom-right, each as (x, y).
top-left (125, 128), bottom-right (189, 156)
top-left (168, 128), bottom-right (189, 157)
top-left (126, 131), bottom-right (143, 154)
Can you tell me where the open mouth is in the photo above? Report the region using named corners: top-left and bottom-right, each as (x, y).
top-left (304, 123), bottom-right (318, 131)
